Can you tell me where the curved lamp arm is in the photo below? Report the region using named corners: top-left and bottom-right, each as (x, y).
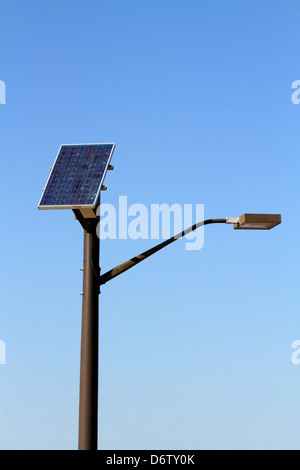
top-left (98, 218), bottom-right (227, 286)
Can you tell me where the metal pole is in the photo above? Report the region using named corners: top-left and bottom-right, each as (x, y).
top-left (78, 225), bottom-right (100, 450)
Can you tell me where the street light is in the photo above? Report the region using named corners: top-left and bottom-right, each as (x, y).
top-left (77, 212), bottom-right (281, 449)
top-left (38, 144), bottom-right (281, 450)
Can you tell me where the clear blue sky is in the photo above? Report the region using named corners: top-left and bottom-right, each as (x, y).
top-left (1, 0), bottom-right (299, 450)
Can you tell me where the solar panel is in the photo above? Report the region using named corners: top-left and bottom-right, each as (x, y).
top-left (38, 143), bottom-right (115, 210)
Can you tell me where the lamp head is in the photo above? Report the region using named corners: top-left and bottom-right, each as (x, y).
top-left (234, 214), bottom-right (281, 230)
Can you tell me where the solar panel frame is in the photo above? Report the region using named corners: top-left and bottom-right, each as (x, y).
top-left (38, 143), bottom-right (115, 210)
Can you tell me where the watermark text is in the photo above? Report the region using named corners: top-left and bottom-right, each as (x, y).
top-left (291, 340), bottom-right (300, 365)
top-left (291, 80), bottom-right (300, 104)
top-left (0, 80), bottom-right (6, 104)
top-left (0, 340), bottom-right (6, 364)
top-left (96, 196), bottom-right (204, 251)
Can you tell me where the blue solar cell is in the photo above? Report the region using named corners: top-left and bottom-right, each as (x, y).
top-left (38, 143), bottom-right (115, 209)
